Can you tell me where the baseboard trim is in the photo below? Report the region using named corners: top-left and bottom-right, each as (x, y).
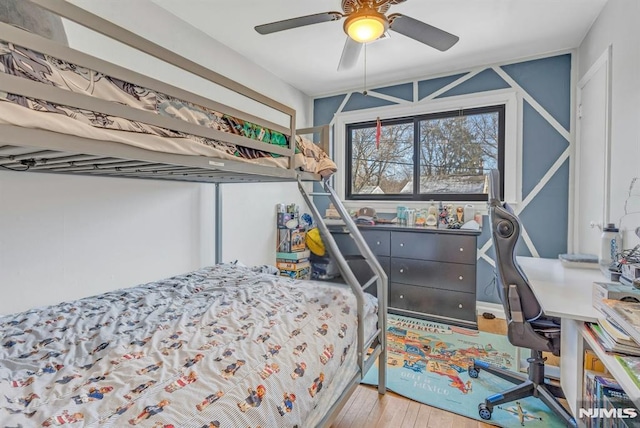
top-left (476, 301), bottom-right (506, 319)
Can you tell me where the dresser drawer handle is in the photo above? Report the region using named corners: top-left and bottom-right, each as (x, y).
top-left (459, 275), bottom-right (464, 280)
top-left (376, 241), bottom-right (381, 245)
top-left (400, 243), bottom-right (405, 247)
top-left (459, 247), bottom-right (464, 252)
top-left (399, 294), bottom-right (404, 299)
top-left (400, 268), bottom-right (404, 273)
top-left (458, 304), bottom-right (463, 308)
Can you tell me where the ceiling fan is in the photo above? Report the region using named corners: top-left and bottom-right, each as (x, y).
top-left (255, 0), bottom-right (459, 72)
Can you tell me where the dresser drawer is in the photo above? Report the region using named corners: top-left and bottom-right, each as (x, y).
top-left (389, 283), bottom-right (476, 323)
top-left (331, 230), bottom-right (390, 257)
top-left (391, 231), bottom-right (476, 264)
top-left (390, 258), bottom-right (475, 293)
top-left (362, 230), bottom-right (391, 257)
top-left (347, 256), bottom-right (390, 298)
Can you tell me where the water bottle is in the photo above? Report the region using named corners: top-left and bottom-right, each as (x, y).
top-left (599, 223), bottom-right (622, 276)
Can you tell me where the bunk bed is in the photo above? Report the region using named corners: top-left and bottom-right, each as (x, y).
top-left (0, 1), bottom-right (388, 427)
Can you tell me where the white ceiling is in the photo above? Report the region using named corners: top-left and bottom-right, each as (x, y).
top-left (151, 0), bottom-right (607, 97)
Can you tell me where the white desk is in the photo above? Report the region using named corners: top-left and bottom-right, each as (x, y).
top-left (517, 257), bottom-right (606, 417)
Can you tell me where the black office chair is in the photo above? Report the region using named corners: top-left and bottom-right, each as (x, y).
top-left (468, 169), bottom-right (576, 427)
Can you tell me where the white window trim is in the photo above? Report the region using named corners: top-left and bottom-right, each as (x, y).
top-left (332, 89), bottom-right (520, 215)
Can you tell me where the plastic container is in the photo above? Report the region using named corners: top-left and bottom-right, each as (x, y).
top-left (599, 223), bottom-right (622, 275)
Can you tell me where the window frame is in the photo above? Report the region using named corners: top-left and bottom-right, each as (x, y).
top-left (345, 105), bottom-right (505, 202)
top-left (332, 90), bottom-right (519, 212)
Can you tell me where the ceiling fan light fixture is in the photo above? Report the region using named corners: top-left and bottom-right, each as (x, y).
top-left (344, 10), bottom-right (388, 43)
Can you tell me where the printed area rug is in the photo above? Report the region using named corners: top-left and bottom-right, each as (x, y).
top-left (362, 314), bottom-right (567, 427)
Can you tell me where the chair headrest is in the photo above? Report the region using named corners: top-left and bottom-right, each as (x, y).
top-left (488, 169), bottom-right (501, 208)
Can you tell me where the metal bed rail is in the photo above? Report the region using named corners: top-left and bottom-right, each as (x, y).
top-left (4, 0), bottom-right (300, 166)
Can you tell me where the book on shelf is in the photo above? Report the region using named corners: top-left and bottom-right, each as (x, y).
top-left (615, 355), bottom-right (640, 390)
top-left (586, 323), bottom-right (640, 356)
top-left (594, 375), bottom-right (639, 428)
top-left (600, 299), bottom-right (640, 346)
top-left (600, 317), bottom-right (637, 347)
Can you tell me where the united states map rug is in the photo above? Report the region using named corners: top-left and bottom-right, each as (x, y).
top-left (362, 314), bottom-right (566, 427)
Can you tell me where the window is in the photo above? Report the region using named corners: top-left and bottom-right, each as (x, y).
top-left (346, 105), bottom-right (505, 202)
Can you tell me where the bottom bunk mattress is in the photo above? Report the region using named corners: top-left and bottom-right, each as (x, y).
top-left (0, 264), bottom-right (379, 427)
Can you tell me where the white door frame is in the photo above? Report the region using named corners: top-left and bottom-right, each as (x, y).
top-left (571, 45), bottom-right (613, 252)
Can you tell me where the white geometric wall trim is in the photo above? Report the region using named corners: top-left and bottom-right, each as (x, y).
top-left (419, 68), bottom-right (482, 103)
top-left (319, 53), bottom-right (573, 300)
top-left (493, 66), bottom-right (571, 142)
top-left (363, 90), bottom-right (412, 106)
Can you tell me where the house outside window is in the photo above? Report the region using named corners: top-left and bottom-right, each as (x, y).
top-left (346, 105), bottom-right (505, 202)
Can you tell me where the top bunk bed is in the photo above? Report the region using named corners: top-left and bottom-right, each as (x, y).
top-left (0, 0), bottom-right (334, 184)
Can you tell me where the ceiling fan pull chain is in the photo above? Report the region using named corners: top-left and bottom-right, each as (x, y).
top-left (363, 43), bottom-right (368, 96)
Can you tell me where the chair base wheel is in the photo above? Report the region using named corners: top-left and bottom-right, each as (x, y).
top-left (468, 366), bottom-right (480, 378)
top-left (478, 403), bottom-right (492, 420)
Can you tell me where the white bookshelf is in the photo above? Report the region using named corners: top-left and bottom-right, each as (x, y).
top-left (581, 323), bottom-right (640, 405)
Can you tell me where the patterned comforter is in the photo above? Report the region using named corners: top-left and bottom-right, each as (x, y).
top-left (0, 40), bottom-right (337, 177)
top-left (0, 264), bottom-right (378, 427)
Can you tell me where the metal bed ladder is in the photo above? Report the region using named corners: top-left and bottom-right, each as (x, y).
top-left (297, 177), bottom-right (387, 395)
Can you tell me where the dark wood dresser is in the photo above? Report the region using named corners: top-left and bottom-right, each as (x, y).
top-left (330, 225), bottom-right (480, 329)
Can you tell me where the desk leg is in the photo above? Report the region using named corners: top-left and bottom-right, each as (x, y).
top-left (561, 318), bottom-right (584, 418)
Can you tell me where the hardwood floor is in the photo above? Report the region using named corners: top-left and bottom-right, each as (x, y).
top-left (330, 316), bottom-right (508, 428)
top-left (330, 384), bottom-right (497, 428)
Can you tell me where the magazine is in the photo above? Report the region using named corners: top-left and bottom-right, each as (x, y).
top-left (586, 323), bottom-right (640, 356)
top-left (600, 299), bottom-right (640, 346)
top-left (599, 317), bottom-right (636, 346)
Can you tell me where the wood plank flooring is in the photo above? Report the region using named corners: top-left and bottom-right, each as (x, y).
top-left (330, 385), bottom-right (496, 428)
top-left (330, 316), bottom-right (508, 428)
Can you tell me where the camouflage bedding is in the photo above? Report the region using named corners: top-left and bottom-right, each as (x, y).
top-left (0, 264), bottom-right (377, 427)
top-left (0, 40), bottom-right (337, 177)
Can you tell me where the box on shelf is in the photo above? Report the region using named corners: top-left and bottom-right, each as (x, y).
top-left (277, 212), bottom-right (295, 228)
top-left (276, 250), bottom-right (310, 261)
top-left (279, 265), bottom-right (311, 280)
top-left (276, 260), bottom-right (311, 271)
top-left (277, 228), bottom-right (306, 253)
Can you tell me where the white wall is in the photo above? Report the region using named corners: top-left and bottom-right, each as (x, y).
top-left (219, 181), bottom-right (311, 267)
top-left (0, 1), bottom-right (312, 315)
top-left (0, 171), bottom-right (213, 314)
top-left (578, 0), bottom-right (640, 247)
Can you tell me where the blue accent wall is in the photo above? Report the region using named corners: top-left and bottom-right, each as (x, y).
top-left (521, 101), bottom-right (569, 199)
top-left (417, 73), bottom-right (467, 100)
top-left (373, 82), bottom-right (414, 101)
top-left (313, 54), bottom-right (572, 305)
top-left (342, 92), bottom-right (397, 112)
top-left (437, 68), bottom-right (510, 98)
top-left (313, 94), bottom-right (346, 130)
top-left (501, 54), bottom-right (572, 131)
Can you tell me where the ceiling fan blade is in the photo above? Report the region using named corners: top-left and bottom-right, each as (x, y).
top-left (388, 13), bottom-right (459, 51)
top-left (337, 37), bottom-right (363, 71)
top-left (255, 11), bottom-right (343, 35)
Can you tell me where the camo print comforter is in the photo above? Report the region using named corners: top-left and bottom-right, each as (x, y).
top-left (0, 40), bottom-right (337, 177)
top-left (0, 264), bottom-right (378, 427)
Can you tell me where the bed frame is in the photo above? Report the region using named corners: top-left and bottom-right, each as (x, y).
top-left (0, 1), bottom-right (387, 426)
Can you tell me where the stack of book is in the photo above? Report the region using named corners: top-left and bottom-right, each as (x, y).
top-left (276, 250), bottom-right (311, 280)
top-left (582, 372), bottom-right (638, 428)
top-left (586, 320), bottom-right (640, 356)
top-left (599, 299), bottom-right (640, 346)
